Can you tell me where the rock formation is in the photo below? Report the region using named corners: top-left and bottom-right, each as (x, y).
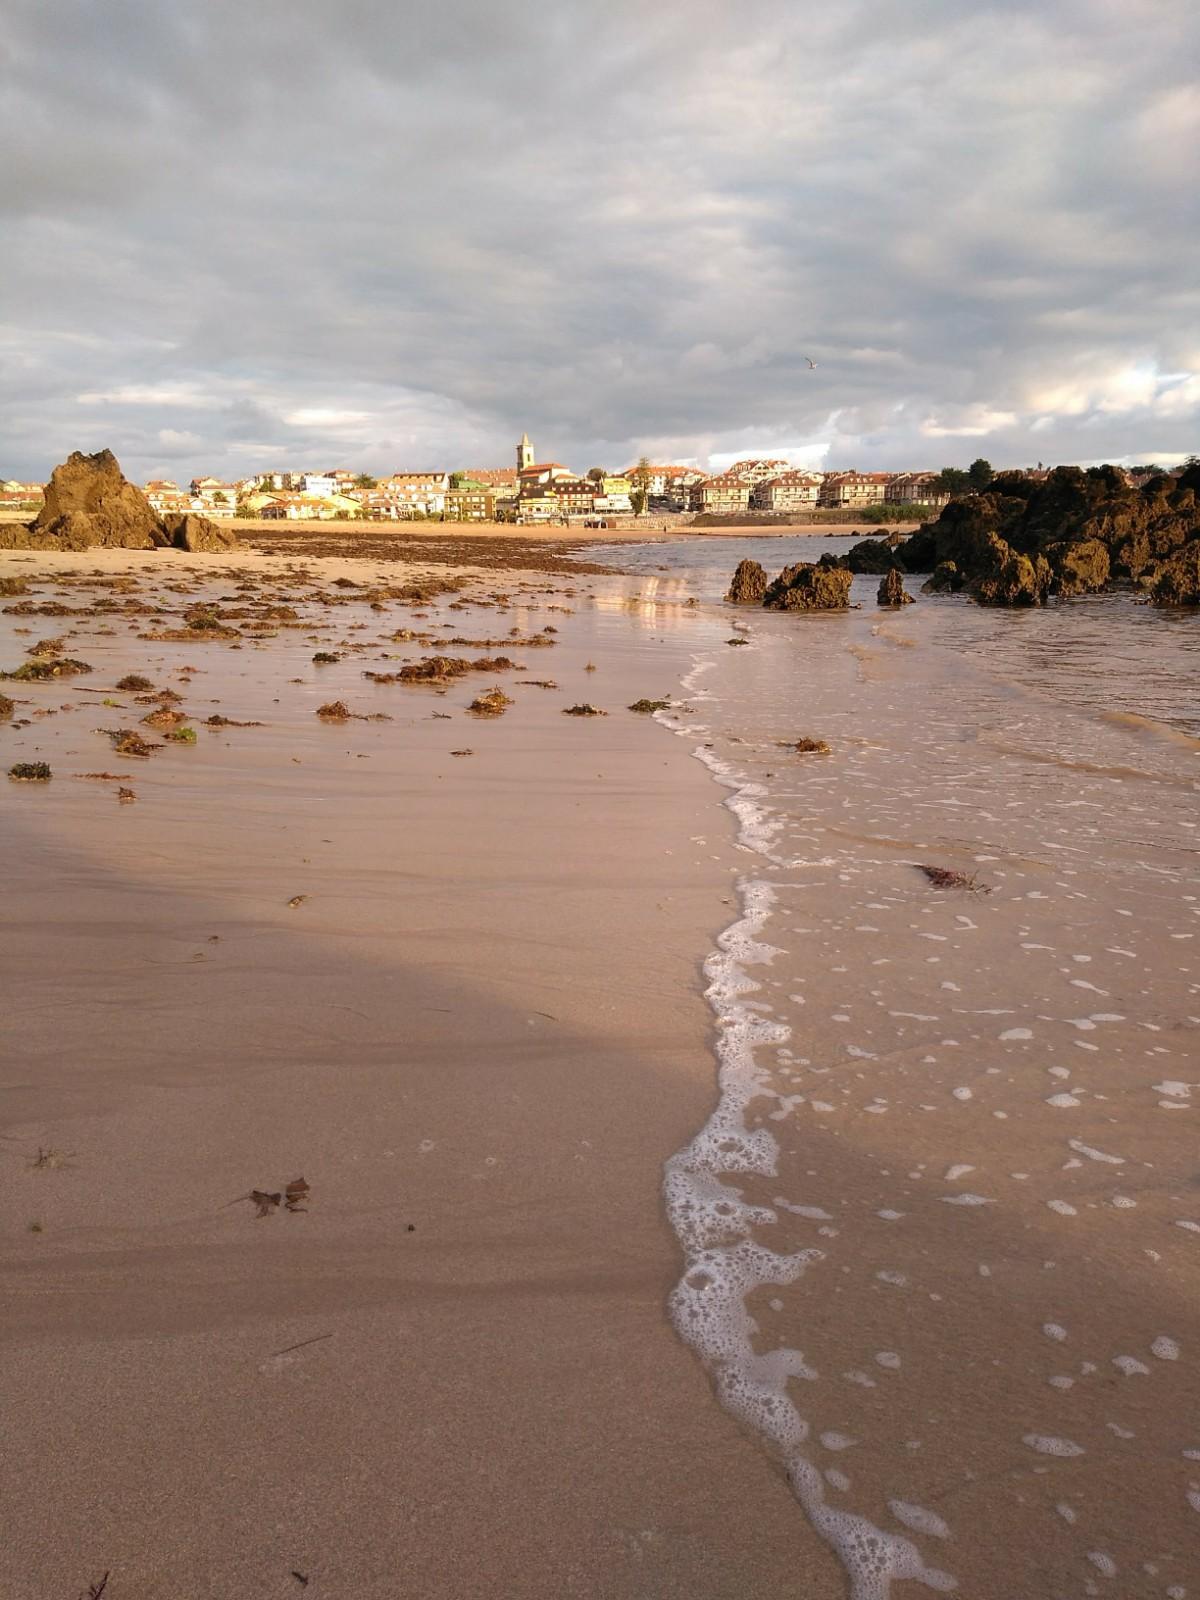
top-left (726, 558), bottom-right (768, 603)
top-left (0, 450), bottom-right (236, 554)
top-left (762, 562), bottom-right (852, 611)
top-left (893, 463), bottom-right (1200, 606)
top-left (877, 567), bottom-right (913, 606)
top-left (1150, 542), bottom-right (1200, 606)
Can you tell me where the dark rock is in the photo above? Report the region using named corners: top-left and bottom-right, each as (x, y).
top-left (31, 449), bottom-right (168, 550)
top-left (762, 562), bottom-right (852, 611)
top-left (922, 561), bottom-right (963, 593)
top-left (1045, 537), bottom-right (1110, 597)
top-left (726, 558), bottom-right (768, 603)
top-left (877, 567), bottom-right (913, 606)
top-left (894, 463), bottom-right (1200, 604)
top-left (967, 535), bottom-right (1051, 607)
top-left (836, 538), bottom-right (897, 575)
top-left (1150, 541), bottom-right (1200, 606)
top-left (163, 512), bottom-right (238, 553)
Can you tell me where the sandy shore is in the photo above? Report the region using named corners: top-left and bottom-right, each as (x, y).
top-left (0, 548), bottom-right (846, 1598)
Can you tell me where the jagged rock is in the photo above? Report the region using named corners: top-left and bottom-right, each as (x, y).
top-left (762, 562), bottom-right (852, 611)
top-left (163, 512), bottom-right (238, 553)
top-left (877, 567), bottom-right (913, 606)
top-left (1045, 537), bottom-right (1110, 597)
top-left (1150, 541), bottom-right (1200, 606)
top-left (891, 463), bottom-right (1200, 605)
top-left (922, 561), bottom-right (962, 593)
top-left (968, 535), bottom-right (1051, 607)
top-left (31, 449), bottom-right (168, 549)
top-left (726, 558), bottom-right (768, 603)
top-left (1, 449), bottom-right (239, 555)
top-left (835, 538), bottom-right (899, 575)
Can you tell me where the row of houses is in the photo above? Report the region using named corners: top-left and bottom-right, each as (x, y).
top-left (7, 453), bottom-right (1176, 530)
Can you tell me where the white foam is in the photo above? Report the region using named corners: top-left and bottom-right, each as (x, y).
top-left (1023, 1434), bottom-right (1085, 1457)
top-left (1112, 1355), bottom-right (1150, 1376)
top-left (666, 705), bottom-right (960, 1599)
top-left (942, 1193), bottom-right (994, 1207)
top-left (1068, 1139), bottom-right (1125, 1165)
top-left (1047, 1199), bottom-right (1078, 1216)
top-left (889, 1502), bottom-right (951, 1540)
top-left (1043, 1323), bottom-right (1068, 1342)
top-left (1087, 1551), bottom-right (1117, 1578)
top-left (1152, 1336), bottom-right (1180, 1361)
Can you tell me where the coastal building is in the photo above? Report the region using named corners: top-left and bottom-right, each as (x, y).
top-left (885, 472), bottom-right (948, 506)
top-left (698, 475), bottom-right (753, 514)
top-left (751, 471), bottom-right (822, 511)
top-left (444, 486), bottom-right (495, 521)
top-left (819, 471), bottom-right (888, 507)
top-left (518, 462), bottom-right (573, 494)
top-left (517, 433), bottom-right (535, 472)
top-left (516, 492), bottom-right (560, 523)
top-left (725, 458), bottom-right (791, 485)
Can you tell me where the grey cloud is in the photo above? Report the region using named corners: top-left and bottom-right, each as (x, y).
top-left (1, 0), bottom-right (1197, 482)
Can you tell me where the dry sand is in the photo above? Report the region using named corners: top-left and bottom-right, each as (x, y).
top-left (0, 549), bottom-right (846, 1599)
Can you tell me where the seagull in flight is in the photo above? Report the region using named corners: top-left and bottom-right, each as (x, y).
top-left (803, 355), bottom-right (819, 369)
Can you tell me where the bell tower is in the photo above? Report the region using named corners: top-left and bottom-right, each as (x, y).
top-left (517, 432), bottom-right (534, 472)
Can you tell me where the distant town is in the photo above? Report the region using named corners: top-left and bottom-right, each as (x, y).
top-left (0, 436), bottom-right (1186, 527)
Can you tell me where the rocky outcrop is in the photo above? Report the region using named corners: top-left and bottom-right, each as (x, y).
top-left (1150, 542), bottom-right (1200, 606)
top-left (877, 567), bottom-right (913, 606)
top-left (0, 450), bottom-right (238, 554)
top-left (726, 558), bottom-right (768, 603)
top-left (762, 562), bottom-right (852, 611)
top-left (893, 463), bottom-right (1200, 605)
top-left (922, 561), bottom-right (962, 593)
top-left (1044, 537), bottom-right (1110, 597)
top-left (30, 449), bottom-right (168, 549)
top-left (829, 537), bottom-right (899, 575)
top-left (967, 534), bottom-right (1052, 607)
top-left (162, 512), bottom-right (237, 553)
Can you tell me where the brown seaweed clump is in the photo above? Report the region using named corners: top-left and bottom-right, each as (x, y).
top-left (0, 693), bottom-right (14, 720)
top-left (916, 863), bottom-right (991, 893)
top-left (628, 698), bottom-right (669, 713)
top-left (2, 657), bottom-right (93, 680)
top-left (562, 704), bottom-right (607, 716)
top-left (116, 673), bottom-right (154, 691)
top-left (142, 707), bottom-right (187, 729)
top-left (8, 762), bottom-right (51, 781)
top-left (468, 688), bottom-right (513, 717)
top-left (779, 737), bottom-right (831, 754)
top-left (100, 728), bottom-right (159, 757)
top-left (316, 700), bottom-right (352, 720)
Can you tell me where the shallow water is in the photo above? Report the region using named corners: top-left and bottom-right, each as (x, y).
top-left (627, 544), bottom-right (1200, 1598)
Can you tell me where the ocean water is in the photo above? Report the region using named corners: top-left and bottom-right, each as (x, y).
top-left (604, 539), bottom-right (1200, 1598)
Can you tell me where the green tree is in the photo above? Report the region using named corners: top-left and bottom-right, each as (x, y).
top-left (587, 467), bottom-right (608, 483)
top-left (449, 472), bottom-right (465, 490)
top-left (630, 455), bottom-right (651, 515)
top-left (967, 458), bottom-right (993, 490)
top-left (212, 490), bottom-right (228, 505)
top-left (934, 467), bottom-right (971, 495)
top-left (355, 473), bottom-right (377, 489)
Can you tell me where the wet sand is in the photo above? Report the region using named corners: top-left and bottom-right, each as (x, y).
top-left (0, 549), bottom-right (846, 1599)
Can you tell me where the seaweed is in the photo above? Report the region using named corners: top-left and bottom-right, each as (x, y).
top-left (116, 673), bottom-right (154, 691)
top-left (562, 703), bottom-right (606, 716)
top-left (916, 863), bottom-right (991, 893)
top-left (2, 657), bottom-right (93, 680)
top-left (8, 762), bottom-right (51, 781)
top-left (628, 698), bottom-right (669, 713)
top-left (468, 688), bottom-right (513, 716)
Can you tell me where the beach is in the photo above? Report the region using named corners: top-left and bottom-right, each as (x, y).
top-left (0, 545), bottom-right (847, 1599)
top-left (2, 536), bottom-right (1197, 1599)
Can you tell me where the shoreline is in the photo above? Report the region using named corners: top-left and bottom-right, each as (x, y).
top-left (0, 545), bottom-right (846, 1598)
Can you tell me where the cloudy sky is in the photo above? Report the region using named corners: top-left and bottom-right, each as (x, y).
top-left (3, 0), bottom-right (1197, 482)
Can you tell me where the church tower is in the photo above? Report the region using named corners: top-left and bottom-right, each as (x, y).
top-left (517, 432), bottom-right (534, 472)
